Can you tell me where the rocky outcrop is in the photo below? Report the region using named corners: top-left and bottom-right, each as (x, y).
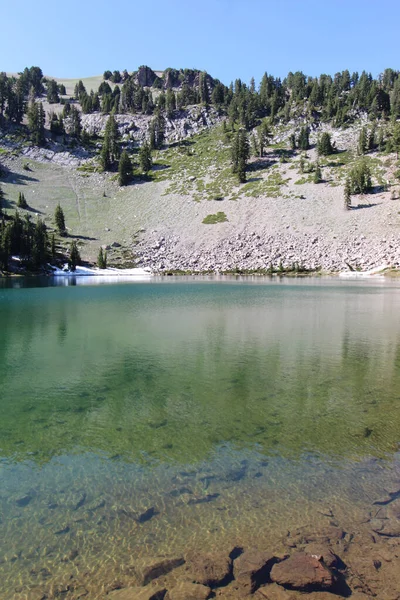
top-left (136, 66), bottom-right (157, 88)
top-left (133, 230), bottom-right (398, 274)
top-left (82, 106), bottom-right (223, 144)
top-left (270, 553), bottom-right (335, 591)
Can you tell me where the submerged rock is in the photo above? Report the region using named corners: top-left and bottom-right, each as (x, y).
top-left (137, 557), bottom-right (185, 586)
top-left (270, 553), bottom-right (335, 591)
top-left (15, 494), bottom-right (33, 507)
top-left (234, 549), bottom-right (281, 592)
top-left (187, 552), bottom-right (233, 588)
top-left (165, 582), bottom-right (211, 600)
top-left (108, 586), bottom-right (167, 599)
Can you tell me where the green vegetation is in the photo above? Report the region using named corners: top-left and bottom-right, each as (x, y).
top-left (118, 150), bottom-right (132, 186)
top-left (317, 132), bottom-right (334, 156)
top-left (54, 204), bottom-right (66, 236)
top-left (348, 160), bottom-right (372, 194)
top-left (97, 246), bottom-right (107, 268)
top-left (202, 211), bottom-right (228, 224)
top-left (68, 240), bottom-right (81, 271)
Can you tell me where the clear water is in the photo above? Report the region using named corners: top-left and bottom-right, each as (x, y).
top-left (1, 277), bottom-right (400, 598)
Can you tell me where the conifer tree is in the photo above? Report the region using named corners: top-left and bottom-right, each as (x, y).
top-left (28, 101), bottom-right (45, 146)
top-left (51, 233), bottom-right (56, 259)
top-left (313, 163), bottom-right (322, 183)
top-left (118, 150), bottom-right (132, 186)
top-left (298, 126), bottom-right (310, 150)
top-left (344, 178), bottom-right (351, 210)
top-left (68, 240), bottom-right (81, 271)
top-left (97, 247), bottom-right (107, 269)
top-left (100, 114), bottom-right (120, 170)
top-left (232, 129), bottom-right (249, 183)
top-left (358, 126), bottom-right (368, 155)
top-left (17, 192), bottom-right (28, 208)
top-left (317, 132), bottom-right (334, 156)
top-left (139, 142), bottom-right (152, 174)
top-left (55, 204), bottom-right (66, 236)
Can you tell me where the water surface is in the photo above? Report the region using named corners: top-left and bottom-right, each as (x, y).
top-left (1, 277), bottom-right (400, 598)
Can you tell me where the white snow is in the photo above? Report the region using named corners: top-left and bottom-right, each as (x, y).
top-left (50, 264), bottom-right (152, 278)
top-left (338, 264), bottom-right (389, 278)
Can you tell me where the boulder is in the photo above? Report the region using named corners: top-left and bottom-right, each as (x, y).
top-left (187, 552), bottom-right (233, 588)
top-left (137, 557), bottom-right (185, 586)
top-left (165, 582), bottom-right (211, 600)
top-left (304, 544), bottom-right (343, 569)
top-left (233, 549), bottom-right (279, 592)
top-left (256, 583), bottom-right (296, 599)
top-left (270, 553), bottom-right (335, 591)
top-left (108, 586), bottom-right (166, 600)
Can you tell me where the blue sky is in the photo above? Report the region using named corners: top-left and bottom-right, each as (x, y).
top-left (2, 0), bottom-right (399, 85)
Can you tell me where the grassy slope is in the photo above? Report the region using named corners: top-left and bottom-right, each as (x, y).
top-left (1, 122), bottom-right (399, 267)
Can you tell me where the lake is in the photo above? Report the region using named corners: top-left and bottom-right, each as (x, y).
top-left (1, 276), bottom-right (400, 598)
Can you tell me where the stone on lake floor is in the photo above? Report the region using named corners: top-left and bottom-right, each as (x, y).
top-left (255, 582), bottom-right (296, 599)
top-left (233, 549), bottom-right (281, 592)
top-left (165, 582), bottom-right (211, 600)
top-left (15, 494), bottom-right (33, 507)
top-left (186, 552), bottom-right (233, 588)
top-left (108, 585), bottom-right (167, 599)
top-left (270, 553), bottom-right (335, 591)
top-left (137, 557), bottom-right (185, 586)
top-left (303, 544), bottom-right (344, 569)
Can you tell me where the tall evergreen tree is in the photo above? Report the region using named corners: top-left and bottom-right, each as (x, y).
top-left (55, 204), bottom-right (66, 236)
top-left (358, 126), bottom-right (368, 155)
top-left (139, 142), bottom-right (152, 174)
top-left (100, 114), bottom-right (120, 170)
top-left (97, 247), bottom-right (107, 269)
top-left (298, 126), bottom-right (310, 150)
top-left (68, 240), bottom-right (81, 271)
top-left (317, 132), bottom-right (334, 156)
top-left (232, 129), bottom-right (250, 183)
top-left (118, 150), bottom-right (132, 186)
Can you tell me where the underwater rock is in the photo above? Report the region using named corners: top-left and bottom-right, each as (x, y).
top-left (187, 493), bottom-right (219, 505)
top-left (187, 552), bottom-right (233, 588)
top-left (270, 553), bottom-right (335, 591)
top-left (165, 582), bottom-right (211, 600)
top-left (303, 544), bottom-right (344, 570)
top-left (137, 557), bottom-right (185, 586)
top-left (108, 586), bottom-right (167, 599)
top-left (136, 506), bottom-right (159, 523)
top-left (72, 492), bottom-right (87, 511)
top-left (233, 549), bottom-right (280, 592)
top-left (256, 582), bottom-right (296, 599)
top-left (16, 494), bottom-right (33, 507)
top-left (54, 524), bottom-right (70, 535)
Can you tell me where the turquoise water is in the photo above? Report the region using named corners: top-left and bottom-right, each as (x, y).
top-left (1, 277), bottom-right (400, 598)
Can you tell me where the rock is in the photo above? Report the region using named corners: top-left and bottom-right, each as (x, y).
top-left (186, 493), bottom-right (219, 505)
top-left (15, 494), bottom-right (33, 507)
top-left (256, 583), bottom-right (296, 599)
top-left (136, 507), bottom-right (159, 524)
top-left (165, 582), bottom-right (211, 600)
top-left (233, 549), bottom-right (279, 592)
top-left (108, 586), bottom-right (167, 599)
top-left (304, 544), bottom-right (343, 569)
top-left (137, 557), bottom-right (185, 586)
top-left (188, 552), bottom-right (233, 588)
top-left (270, 553), bottom-right (335, 591)
top-left (136, 66), bottom-right (157, 88)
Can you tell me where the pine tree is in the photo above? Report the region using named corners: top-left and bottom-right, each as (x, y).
top-left (358, 126), bottom-right (368, 155)
top-left (51, 233), bottom-right (56, 259)
top-left (313, 163), bottom-right (322, 183)
top-left (232, 129), bottom-right (249, 183)
top-left (68, 240), bottom-right (81, 271)
top-left (139, 142), bottom-right (152, 174)
top-left (32, 218), bottom-right (48, 269)
top-left (17, 192), bottom-right (28, 208)
top-left (97, 247), bottom-right (107, 269)
top-left (289, 133), bottom-right (296, 150)
top-left (118, 150), bottom-right (132, 186)
top-left (100, 114), bottom-right (120, 170)
top-left (298, 126), bottom-right (310, 150)
top-left (368, 122), bottom-right (376, 150)
top-left (344, 178), bottom-right (351, 210)
top-left (28, 101), bottom-right (45, 146)
top-left (55, 204), bottom-right (66, 236)
top-left (317, 132), bottom-right (334, 156)
top-left (349, 160), bottom-right (372, 194)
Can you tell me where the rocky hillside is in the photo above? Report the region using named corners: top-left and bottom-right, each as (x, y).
top-left (1, 66), bottom-right (400, 274)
